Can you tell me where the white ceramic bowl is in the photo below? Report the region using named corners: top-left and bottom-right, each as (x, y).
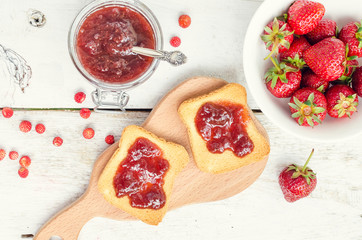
top-left (243, 0), bottom-right (362, 142)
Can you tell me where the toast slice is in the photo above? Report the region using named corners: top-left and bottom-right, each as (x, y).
top-left (98, 125), bottom-right (189, 225)
top-left (178, 83), bottom-right (270, 174)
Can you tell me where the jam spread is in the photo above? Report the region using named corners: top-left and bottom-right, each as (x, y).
top-left (77, 6), bottom-right (155, 84)
top-left (113, 137), bottom-right (169, 209)
top-left (195, 101), bottom-right (254, 157)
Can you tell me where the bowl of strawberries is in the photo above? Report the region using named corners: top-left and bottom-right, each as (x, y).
top-left (243, 0), bottom-right (362, 142)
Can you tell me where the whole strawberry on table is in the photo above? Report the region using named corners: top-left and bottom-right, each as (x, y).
top-left (261, 0), bottom-right (361, 127)
top-left (279, 149), bottom-right (317, 202)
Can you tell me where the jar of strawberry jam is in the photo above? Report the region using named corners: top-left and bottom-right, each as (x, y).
top-left (69, 0), bottom-right (163, 111)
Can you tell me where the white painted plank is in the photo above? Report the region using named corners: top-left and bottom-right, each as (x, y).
top-left (0, 110), bottom-right (361, 239)
top-left (0, 0), bottom-right (262, 109)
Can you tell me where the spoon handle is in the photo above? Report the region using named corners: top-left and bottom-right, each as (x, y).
top-left (132, 46), bottom-right (187, 66)
top-left (132, 46), bottom-right (164, 58)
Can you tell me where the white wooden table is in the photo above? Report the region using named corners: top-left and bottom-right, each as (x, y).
top-left (0, 0), bottom-right (361, 239)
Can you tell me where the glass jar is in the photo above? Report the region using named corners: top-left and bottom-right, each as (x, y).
top-left (68, 0), bottom-right (163, 111)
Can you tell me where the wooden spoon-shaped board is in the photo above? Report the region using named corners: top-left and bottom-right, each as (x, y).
top-left (34, 77), bottom-right (269, 240)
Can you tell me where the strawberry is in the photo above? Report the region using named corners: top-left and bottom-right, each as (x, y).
top-left (2, 107), bottom-right (13, 118)
top-left (19, 120), bottom-right (32, 133)
top-left (335, 44), bottom-right (359, 84)
top-left (339, 20), bottom-right (362, 57)
top-left (279, 36), bottom-right (310, 69)
top-left (279, 149), bottom-right (317, 202)
top-left (352, 66), bottom-right (362, 97)
top-left (35, 123), bottom-right (46, 134)
top-left (170, 36), bottom-right (181, 47)
top-left (304, 37), bottom-right (346, 81)
top-left (105, 135), bottom-right (115, 145)
top-left (265, 58), bottom-right (301, 98)
top-left (9, 151), bottom-right (19, 160)
top-left (19, 156), bottom-right (31, 168)
top-left (74, 92), bottom-right (86, 104)
top-left (289, 87), bottom-right (327, 127)
top-left (301, 69), bottom-right (329, 92)
top-left (0, 149), bottom-right (6, 160)
top-left (83, 128), bottom-right (95, 139)
top-left (18, 167), bottom-right (29, 178)
top-left (261, 18), bottom-right (294, 59)
top-left (179, 15), bottom-right (191, 28)
top-left (306, 18), bottom-right (337, 44)
top-left (80, 108), bottom-right (91, 119)
top-left (53, 137), bottom-right (63, 147)
top-left (325, 85), bottom-right (358, 118)
top-left (287, 0), bottom-right (325, 35)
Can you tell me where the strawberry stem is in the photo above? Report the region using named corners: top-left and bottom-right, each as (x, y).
top-left (270, 57), bottom-right (281, 73)
top-left (302, 149), bottom-right (314, 172)
top-left (264, 39), bottom-right (280, 60)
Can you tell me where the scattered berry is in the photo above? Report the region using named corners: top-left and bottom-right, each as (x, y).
top-left (306, 18), bottom-right (337, 44)
top-left (339, 20), bottom-right (362, 57)
top-left (80, 108), bottom-right (91, 119)
top-left (2, 107), bottom-right (13, 118)
top-left (19, 120), bottom-right (32, 133)
top-left (19, 156), bottom-right (31, 168)
top-left (304, 37), bottom-right (346, 81)
top-left (53, 137), bottom-right (63, 147)
top-left (18, 167), bottom-right (29, 178)
top-left (9, 151), bottom-right (19, 160)
top-left (83, 128), bottom-right (95, 139)
top-left (35, 123), bottom-right (46, 134)
top-left (279, 149), bottom-right (317, 202)
top-left (287, 0), bottom-right (325, 35)
top-left (74, 92), bottom-right (86, 104)
top-left (170, 36), bottom-right (181, 47)
top-left (265, 58), bottom-right (301, 98)
top-left (261, 18), bottom-right (294, 59)
top-left (352, 66), bottom-right (362, 97)
top-left (326, 85), bottom-right (358, 118)
top-left (179, 14), bottom-right (191, 28)
top-left (0, 149), bottom-right (6, 160)
top-left (105, 135), bottom-right (115, 144)
top-left (289, 87), bottom-right (327, 127)
top-left (279, 36), bottom-right (310, 69)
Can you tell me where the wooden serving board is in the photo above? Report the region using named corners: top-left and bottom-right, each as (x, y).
top-left (34, 77), bottom-right (269, 240)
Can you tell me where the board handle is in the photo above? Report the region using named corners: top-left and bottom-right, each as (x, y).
top-left (34, 193), bottom-right (96, 240)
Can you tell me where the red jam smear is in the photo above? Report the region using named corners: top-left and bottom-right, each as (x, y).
top-left (113, 137), bottom-right (169, 209)
top-left (195, 101), bottom-right (254, 157)
top-left (76, 6), bottom-right (155, 84)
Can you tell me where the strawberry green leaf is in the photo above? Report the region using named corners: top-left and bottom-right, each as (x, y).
top-left (308, 93), bottom-right (315, 103)
top-left (312, 115), bottom-right (322, 124)
top-left (304, 100), bottom-right (312, 107)
top-left (317, 85), bottom-right (325, 92)
top-left (288, 103), bottom-right (299, 110)
top-left (264, 26), bottom-right (272, 34)
top-left (303, 175), bottom-right (311, 185)
top-left (298, 116), bottom-right (304, 126)
top-left (306, 116), bottom-right (314, 127)
top-left (292, 112), bottom-right (302, 118)
top-left (314, 107), bottom-right (326, 114)
top-left (293, 97), bottom-right (303, 108)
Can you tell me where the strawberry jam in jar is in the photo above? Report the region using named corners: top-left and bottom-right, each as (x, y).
top-left (113, 137), bottom-right (169, 209)
top-left (69, 0), bottom-right (162, 110)
top-left (195, 101), bottom-right (254, 157)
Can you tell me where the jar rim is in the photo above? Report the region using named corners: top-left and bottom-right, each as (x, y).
top-left (68, 0), bottom-right (163, 90)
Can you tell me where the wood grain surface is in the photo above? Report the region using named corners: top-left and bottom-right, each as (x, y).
top-left (33, 77), bottom-right (269, 240)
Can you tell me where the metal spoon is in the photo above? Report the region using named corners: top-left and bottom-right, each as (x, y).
top-left (132, 46), bottom-right (187, 66)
